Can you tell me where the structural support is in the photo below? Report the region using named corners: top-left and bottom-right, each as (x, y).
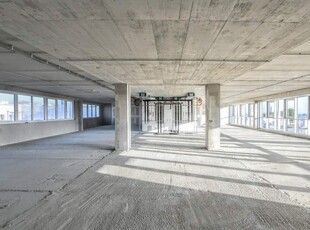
top-left (205, 84), bottom-right (221, 150)
top-left (115, 84), bottom-right (131, 151)
top-left (75, 100), bottom-right (83, 132)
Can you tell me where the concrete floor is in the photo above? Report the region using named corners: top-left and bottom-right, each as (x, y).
top-left (1, 126), bottom-right (310, 229)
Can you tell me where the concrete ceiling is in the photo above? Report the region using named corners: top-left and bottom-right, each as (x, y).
top-left (0, 0), bottom-right (309, 104)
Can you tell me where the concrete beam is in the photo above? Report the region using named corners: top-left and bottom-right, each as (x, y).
top-left (115, 84), bottom-right (131, 151)
top-left (205, 84), bottom-right (221, 150)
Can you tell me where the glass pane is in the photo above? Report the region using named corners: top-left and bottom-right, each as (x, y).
top-left (286, 99), bottom-right (295, 118)
top-left (297, 97), bottom-right (308, 119)
top-left (33, 97), bottom-right (44, 120)
top-left (88, 105), bottom-right (92, 118)
top-left (268, 101), bottom-right (275, 118)
top-left (57, 100), bottom-right (65, 119)
top-left (48, 99), bottom-right (56, 120)
top-left (83, 104), bottom-right (87, 118)
top-left (66, 101), bottom-right (73, 119)
top-left (261, 102), bottom-right (267, 117)
top-left (249, 104), bottom-right (254, 117)
top-left (96, 105), bottom-right (99, 117)
top-left (278, 99), bottom-right (284, 118)
top-left (18, 95), bottom-right (32, 121)
top-left (92, 105), bottom-right (96, 118)
top-left (297, 97), bottom-right (308, 134)
top-left (0, 93), bottom-right (15, 121)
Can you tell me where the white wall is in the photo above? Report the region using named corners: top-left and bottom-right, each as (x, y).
top-left (0, 120), bottom-right (78, 146)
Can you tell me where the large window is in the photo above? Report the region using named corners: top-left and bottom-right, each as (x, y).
top-left (18, 95), bottom-right (32, 121)
top-left (33, 97), bottom-right (44, 120)
top-left (83, 103), bottom-right (100, 118)
top-left (229, 95), bottom-right (310, 136)
top-left (57, 99), bottom-right (65, 119)
top-left (0, 91), bottom-right (74, 123)
top-left (0, 93), bottom-right (14, 121)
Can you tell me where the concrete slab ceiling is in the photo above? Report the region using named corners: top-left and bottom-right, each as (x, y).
top-left (0, 0), bottom-right (309, 104)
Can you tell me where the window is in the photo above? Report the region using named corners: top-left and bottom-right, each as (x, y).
top-left (0, 93), bottom-right (14, 121)
top-left (57, 99), bottom-right (65, 119)
top-left (88, 104), bottom-right (92, 118)
top-left (48, 99), bottom-right (56, 120)
top-left (33, 97), bottom-right (44, 120)
top-left (92, 105), bottom-right (96, 118)
top-left (18, 94), bottom-right (32, 121)
top-left (267, 101), bottom-right (275, 118)
top-left (0, 91), bottom-right (77, 124)
top-left (297, 97), bottom-right (308, 134)
top-left (96, 105), bottom-right (100, 117)
top-left (66, 101), bottom-right (73, 119)
top-left (83, 104), bottom-right (88, 118)
top-left (278, 100), bottom-right (284, 118)
top-left (286, 99), bottom-right (295, 118)
top-left (297, 97), bottom-right (308, 119)
top-left (249, 104), bottom-right (254, 117)
top-left (83, 103), bottom-right (100, 118)
top-left (229, 98), bottom-right (310, 135)
top-left (261, 101), bottom-right (267, 117)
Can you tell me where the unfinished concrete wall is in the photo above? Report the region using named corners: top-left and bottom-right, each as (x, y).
top-left (83, 117), bottom-right (103, 129)
top-left (0, 120), bottom-right (77, 146)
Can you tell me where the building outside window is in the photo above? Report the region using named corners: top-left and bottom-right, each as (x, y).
top-left (0, 93), bottom-right (14, 121)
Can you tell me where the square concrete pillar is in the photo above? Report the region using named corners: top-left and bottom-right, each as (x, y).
top-left (205, 84), bottom-right (221, 150)
top-left (115, 84), bottom-right (131, 151)
top-left (74, 100), bottom-right (83, 132)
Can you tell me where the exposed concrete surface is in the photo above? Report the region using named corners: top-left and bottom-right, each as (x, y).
top-left (115, 84), bottom-right (131, 151)
top-left (0, 120), bottom-right (78, 146)
top-left (0, 126), bottom-right (115, 228)
top-left (205, 84), bottom-right (221, 150)
top-left (2, 125), bottom-right (309, 229)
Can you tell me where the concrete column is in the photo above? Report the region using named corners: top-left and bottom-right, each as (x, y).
top-left (115, 84), bottom-right (131, 151)
top-left (75, 100), bottom-right (83, 131)
top-left (205, 84), bottom-right (221, 150)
